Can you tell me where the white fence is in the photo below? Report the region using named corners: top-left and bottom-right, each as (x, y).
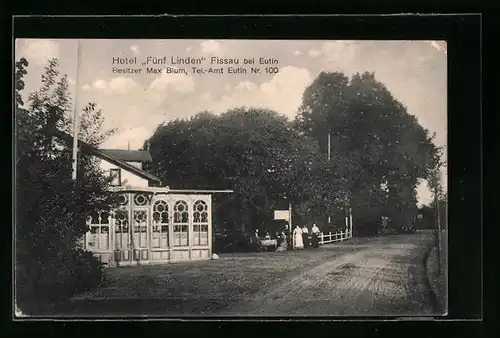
top-left (318, 230), bottom-right (353, 245)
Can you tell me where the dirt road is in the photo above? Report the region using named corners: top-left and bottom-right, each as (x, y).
top-left (222, 232), bottom-right (434, 316)
top-left (52, 231), bottom-right (435, 317)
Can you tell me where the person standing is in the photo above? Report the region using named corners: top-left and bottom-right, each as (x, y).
top-left (311, 223), bottom-right (320, 248)
top-left (301, 225), bottom-right (309, 248)
top-left (293, 225), bottom-right (304, 249)
top-left (254, 229), bottom-right (262, 252)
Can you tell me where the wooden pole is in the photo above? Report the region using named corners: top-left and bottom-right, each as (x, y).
top-left (288, 203), bottom-right (292, 248)
top-left (345, 213), bottom-right (348, 235)
top-left (349, 208), bottom-right (353, 238)
top-left (71, 40), bottom-right (82, 181)
top-left (327, 132), bottom-right (331, 225)
top-left (327, 132), bottom-right (331, 161)
top-left (435, 192), bottom-right (442, 275)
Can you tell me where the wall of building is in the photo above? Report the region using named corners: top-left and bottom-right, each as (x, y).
top-left (85, 192), bottom-right (213, 266)
top-left (100, 159), bottom-right (149, 188)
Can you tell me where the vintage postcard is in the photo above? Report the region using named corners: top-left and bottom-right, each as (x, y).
top-left (14, 39), bottom-right (448, 318)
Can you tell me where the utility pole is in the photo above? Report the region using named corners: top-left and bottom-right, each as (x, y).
top-left (327, 132), bottom-right (331, 161)
top-left (327, 132), bottom-right (331, 225)
top-left (71, 40), bottom-right (82, 181)
top-left (434, 187), bottom-right (442, 275)
top-left (288, 203), bottom-right (293, 247)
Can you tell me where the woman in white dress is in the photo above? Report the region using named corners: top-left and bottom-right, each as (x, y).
top-left (293, 225), bottom-right (304, 249)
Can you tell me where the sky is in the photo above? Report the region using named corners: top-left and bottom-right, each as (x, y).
top-left (15, 39), bottom-right (447, 206)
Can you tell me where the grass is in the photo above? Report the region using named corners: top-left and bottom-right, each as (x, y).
top-left (426, 230), bottom-right (447, 314)
top-left (35, 234), bottom-right (433, 317)
top-left (49, 244), bottom-right (366, 316)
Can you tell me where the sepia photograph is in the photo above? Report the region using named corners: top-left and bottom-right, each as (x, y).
top-left (14, 38), bottom-right (448, 318)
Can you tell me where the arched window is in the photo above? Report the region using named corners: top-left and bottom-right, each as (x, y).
top-left (152, 200), bottom-right (169, 248)
top-left (173, 200), bottom-right (189, 246)
top-left (114, 208), bottom-right (130, 250)
top-left (193, 200), bottom-right (209, 246)
top-left (132, 210), bottom-right (148, 248)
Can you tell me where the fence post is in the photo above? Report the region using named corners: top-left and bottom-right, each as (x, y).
top-left (108, 213), bottom-right (114, 251)
top-left (349, 208), bottom-right (353, 238)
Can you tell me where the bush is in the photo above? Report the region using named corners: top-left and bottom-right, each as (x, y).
top-left (67, 249), bottom-right (105, 293)
top-left (15, 248), bottom-right (104, 314)
top-left (353, 220), bottom-right (380, 237)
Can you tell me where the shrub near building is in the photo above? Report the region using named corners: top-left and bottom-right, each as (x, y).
top-left (15, 58), bottom-right (116, 314)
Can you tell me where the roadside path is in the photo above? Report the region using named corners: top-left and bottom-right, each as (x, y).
top-left (49, 232), bottom-right (435, 316)
top-left (221, 232), bottom-right (434, 316)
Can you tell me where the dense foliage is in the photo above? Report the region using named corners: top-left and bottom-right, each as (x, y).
top-left (147, 71), bottom-right (443, 240)
top-left (15, 58), bottom-right (116, 313)
top-left (146, 108), bottom-right (348, 239)
top-left (295, 71), bottom-right (442, 235)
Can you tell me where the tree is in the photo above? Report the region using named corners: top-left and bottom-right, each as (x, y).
top-left (147, 107), bottom-right (347, 239)
top-left (15, 58), bottom-right (29, 108)
top-left (417, 194), bottom-right (447, 231)
top-left (15, 58), bottom-right (116, 313)
top-left (68, 102), bottom-right (117, 147)
top-left (427, 149), bottom-right (447, 274)
top-left (296, 71), bottom-right (440, 235)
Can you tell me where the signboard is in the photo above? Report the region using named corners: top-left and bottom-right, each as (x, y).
top-left (274, 210), bottom-right (290, 221)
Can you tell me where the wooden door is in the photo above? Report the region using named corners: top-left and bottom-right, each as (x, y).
top-left (130, 193), bottom-right (150, 261)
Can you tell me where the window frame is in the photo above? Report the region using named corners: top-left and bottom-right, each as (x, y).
top-left (193, 200), bottom-right (209, 246)
top-left (173, 200), bottom-right (189, 247)
top-left (152, 200), bottom-right (170, 249)
top-left (110, 168), bottom-right (122, 186)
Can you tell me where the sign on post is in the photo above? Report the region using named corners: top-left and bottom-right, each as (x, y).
top-left (274, 204), bottom-right (292, 246)
top-left (274, 210), bottom-right (290, 221)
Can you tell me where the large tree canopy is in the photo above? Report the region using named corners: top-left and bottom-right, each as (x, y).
top-left (147, 70), bottom-right (441, 238)
top-left (295, 71), bottom-right (441, 233)
top-left (147, 108), bottom-right (349, 236)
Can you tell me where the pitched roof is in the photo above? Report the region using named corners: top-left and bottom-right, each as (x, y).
top-left (50, 129), bottom-right (162, 185)
top-left (99, 149), bottom-right (152, 163)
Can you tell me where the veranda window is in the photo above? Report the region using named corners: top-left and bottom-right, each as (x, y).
top-left (193, 200), bottom-right (209, 246)
top-left (87, 211), bottom-right (111, 250)
top-left (132, 210), bottom-right (148, 248)
top-left (152, 200), bottom-right (169, 248)
top-left (173, 200), bottom-right (189, 247)
top-left (114, 208), bottom-right (130, 250)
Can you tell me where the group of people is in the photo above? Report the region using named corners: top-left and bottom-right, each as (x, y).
top-left (292, 224), bottom-right (320, 249)
top-left (254, 224), bottom-right (321, 252)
